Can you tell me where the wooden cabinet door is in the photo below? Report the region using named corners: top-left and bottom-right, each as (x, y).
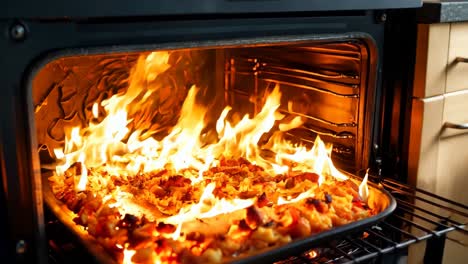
top-left (447, 22), bottom-right (468, 93)
top-left (413, 24), bottom-right (450, 98)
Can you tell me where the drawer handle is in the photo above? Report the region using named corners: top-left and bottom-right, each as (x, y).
top-left (455, 57), bottom-right (468, 63)
top-left (443, 122), bottom-right (468, 130)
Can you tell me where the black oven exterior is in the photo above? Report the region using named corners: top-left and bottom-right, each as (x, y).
top-left (0, 2), bottom-right (422, 263)
top-left (2, 0), bottom-right (422, 18)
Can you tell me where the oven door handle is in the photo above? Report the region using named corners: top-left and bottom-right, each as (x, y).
top-left (443, 121), bottom-right (468, 130)
top-left (455, 57), bottom-right (468, 63)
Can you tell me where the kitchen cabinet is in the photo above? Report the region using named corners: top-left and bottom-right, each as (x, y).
top-left (409, 21), bottom-right (468, 264)
top-left (446, 22), bottom-right (468, 93)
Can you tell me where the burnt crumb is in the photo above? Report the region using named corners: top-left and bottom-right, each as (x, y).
top-left (129, 223), bottom-right (157, 246)
top-left (324, 193), bottom-right (332, 203)
top-left (306, 198), bottom-right (328, 213)
top-left (182, 190), bottom-right (193, 201)
top-left (352, 198), bottom-right (367, 210)
top-left (246, 206), bottom-right (266, 229)
top-left (238, 219), bottom-right (251, 231)
top-left (155, 238), bottom-right (165, 247)
top-left (285, 178), bottom-right (295, 189)
top-left (237, 157), bottom-right (250, 165)
top-left (186, 231), bottom-right (205, 242)
top-left (162, 175), bottom-right (191, 188)
top-left (259, 192), bottom-right (267, 201)
top-left (73, 162), bottom-right (82, 175)
top-left (66, 192), bottom-right (86, 213)
top-left (140, 216), bottom-right (150, 226)
top-left (73, 216), bottom-right (82, 225)
top-left (196, 218), bottom-right (206, 224)
top-left (69, 198), bottom-right (84, 213)
top-left (130, 175), bottom-right (146, 189)
top-left (121, 214), bottom-right (139, 228)
top-left (297, 172), bottom-right (320, 183)
top-left (247, 163), bottom-right (264, 172)
top-left (156, 222), bottom-right (176, 233)
top-left (257, 192), bottom-right (269, 208)
top-left (306, 198), bottom-right (321, 206)
top-left (126, 214), bottom-right (138, 222)
top-left (263, 221), bottom-right (274, 227)
top-left (239, 191), bottom-right (257, 199)
top-left (112, 178), bottom-right (125, 187)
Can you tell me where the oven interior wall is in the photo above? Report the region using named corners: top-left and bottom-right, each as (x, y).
top-left (33, 41), bottom-right (371, 174)
top-left (226, 42), bottom-right (369, 172)
top-left (33, 50), bottom-right (222, 162)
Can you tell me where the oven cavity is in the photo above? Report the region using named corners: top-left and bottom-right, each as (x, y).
top-left (32, 40), bottom-right (383, 264)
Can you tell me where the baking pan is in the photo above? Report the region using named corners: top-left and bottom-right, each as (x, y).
top-left (43, 171), bottom-right (396, 264)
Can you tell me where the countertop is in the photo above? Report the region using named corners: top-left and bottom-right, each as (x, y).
top-left (418, 0), bottom-right (468, 23)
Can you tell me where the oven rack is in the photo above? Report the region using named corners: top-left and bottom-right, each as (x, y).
top-left (277, 178), bottom-right (468, 264)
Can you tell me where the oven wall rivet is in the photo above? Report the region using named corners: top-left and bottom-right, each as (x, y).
top-left (10, 24), bottom-right (26, 41)
top-left (379, 13), bottom-right (387, 22)
top-left (16, 240), bottom-right (27, 254)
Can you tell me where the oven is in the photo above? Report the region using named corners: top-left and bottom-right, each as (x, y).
top-left (1, 1), bottom-right (467, 264)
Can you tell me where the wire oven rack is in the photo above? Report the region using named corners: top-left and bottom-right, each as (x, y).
top-left (276, 178), bottom-right (468, 264)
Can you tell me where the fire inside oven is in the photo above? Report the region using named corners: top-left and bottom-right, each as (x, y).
top-left (32, 39), bottom-right (387, 264)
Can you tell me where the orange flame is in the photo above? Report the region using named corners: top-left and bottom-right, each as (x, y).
top-left (359, 169), bottom-right (370, 202)
top-left (122, 249), bottom-right (136, 264)
top-left (306, 250), bottom-right (318, 259)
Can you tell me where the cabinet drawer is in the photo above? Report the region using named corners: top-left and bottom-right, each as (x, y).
top-left (447, 22), bottom-right (468, 93)
top-left (414, 22), bottom-right (468, 97)
top-left (437, 91), bottom-right (468, 204)
top-left (413, 24), bottom-right (450, 98)
top-left (408, 96), bottom-right (444, 190)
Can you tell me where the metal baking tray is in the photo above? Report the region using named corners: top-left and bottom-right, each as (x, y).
top-left (43, 171), bottom-right (396, 264)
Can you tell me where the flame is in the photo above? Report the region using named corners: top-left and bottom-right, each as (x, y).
top-left (306, 250), bottom-right (318, 259)
top-left (76, 153), bottom-right (87, 191)
top-left (359, 169), bottom-right (370, 202)
top-left (92, 103), bottom-right (99, 118)
top-left (122, 248), bottom-right (136, 264)
top-left (164, 182), bottom-right (255, 223)
top-left (51, 51), bottom-right (370, 262)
